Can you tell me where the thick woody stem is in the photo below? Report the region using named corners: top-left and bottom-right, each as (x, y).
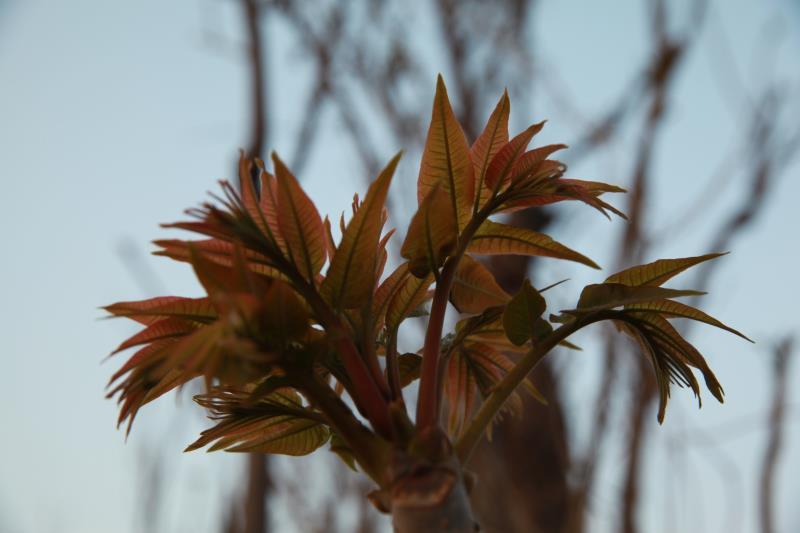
top-left (390, 456), bottom-right (477, 533)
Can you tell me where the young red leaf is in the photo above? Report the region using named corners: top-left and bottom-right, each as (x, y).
top-left (499, 177), bottom-right (626, 219)
top-left (507, 144), bottom-right (569, 184)
top-left (417, 75), bottom-right (474, 230)
top-left (385, 271), bottom-right (435, 331)
top-left (401, 185), bottom-right (458, 278)
top-left (624, 299), bottom-right (752, 342)
top-left (258, 279), bottom-right (311, 345)
top-left (618, 312), bottom-right (724, 423)
top-left (445, 342), bottom-right (544, 437)
top-left (322, 153), bottom-right (401, 309)
top-left (605, 253), bottom-right (727, 287)
top-left (153, 239), bottom-right (285, 280)
top-left (483, 122), bottom-right (545, 195)
top-left (471, 90), bottom-right (510, 212)
top-left (272, 154), bottom-right (327, 282)
top-left (574, 283), bottom-right (705, 312)
top-left (104, 296), bottom-right (217, 326)
top-left (372, 263), bottom-right (411, 333)
top-left (111, 317), bottom-right (197, 355)
top-left (467, 220), bottom-right (599, 269)
top-left (239, 154), bottom-right (281, 249)
top-left (450, 255), bottom-right (510, 314)
top-left (187, 389), bottom-right (329, 455)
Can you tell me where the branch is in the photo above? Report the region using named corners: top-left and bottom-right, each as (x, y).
top-left (295, 371), bottom-right (390, 486)
top-left (759, 336), bottom-right (794, 533)
top-left (416, 200), bottom-right (501, 432)
top-left (456, 314), bottom-right (609, 463)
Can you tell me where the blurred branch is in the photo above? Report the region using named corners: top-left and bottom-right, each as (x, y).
top-left (759, 336), bottom-right (794, 533)
top-left (242, 0), bottom-right (267, 162)
top-left (240, 2), bottom-right (272, 532)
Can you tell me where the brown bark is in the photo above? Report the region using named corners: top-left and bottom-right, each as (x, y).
top-left (388, 454), bottom-right (477, 533)
top-left (465, 209), bottom-right (572, 533)
top-left (468, 363), bottom-right (570, 533)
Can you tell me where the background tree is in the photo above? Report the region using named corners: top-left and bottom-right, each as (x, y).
top-left (202, 1), bottom-right (800, 532)
top-left (1, 0), bottom-right (798, 532)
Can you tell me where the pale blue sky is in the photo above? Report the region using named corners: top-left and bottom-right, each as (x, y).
top-left (1, 1), bottom-right (799, 532)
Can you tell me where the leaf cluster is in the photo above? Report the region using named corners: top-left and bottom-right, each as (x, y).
top-left (104, 76), bottom-right (748, 485)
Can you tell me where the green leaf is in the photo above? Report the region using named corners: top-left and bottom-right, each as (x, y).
top-left (329, 431), bottom-right (357, 471)
top-left (468, 220), bottom-right (599, 269)
top-left (605, 253), bottom-right (726, 287)
top-left (417, 75), bottom-right (474, 230)
top-left (401, 185), bottom-right (458, 278)
top-left (502, 280), bottom-right (547, 346)
top-left (322, 153), bottom-right (400, 309)
top-left (573, 283), bottom-right (705, 313)
top-left (450, 255), bottom-right (510, 314)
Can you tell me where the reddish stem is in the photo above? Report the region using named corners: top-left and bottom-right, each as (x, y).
top-left (416, 259), bottom-right (458, 430)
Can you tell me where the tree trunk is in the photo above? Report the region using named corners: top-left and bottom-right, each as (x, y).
top-left (389, 456), bottom-right (477, 533)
